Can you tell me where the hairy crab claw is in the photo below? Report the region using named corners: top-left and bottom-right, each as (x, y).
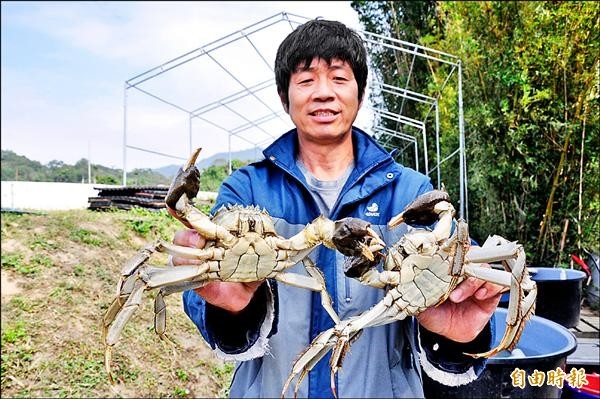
top-left (332, 218), bottom-right (385, 261)
top-left (388, 189), bottom-right (451, 229)
top-left (165, 147), bottom-right (202, 228)
top-left (342, 253), bottom-right (383, 279)
top-left (283, 189), bottom-right (536, 398)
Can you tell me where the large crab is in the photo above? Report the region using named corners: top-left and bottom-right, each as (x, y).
top-left (282, 190), bottom-right (537, 397)
top-left (101, 148), bottom-right (385, 383)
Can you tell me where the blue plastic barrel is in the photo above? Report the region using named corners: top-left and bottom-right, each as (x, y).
top-left (498, 267), bottom-right (587, 328)
top-left (422, 307), bottom-right (577, 398)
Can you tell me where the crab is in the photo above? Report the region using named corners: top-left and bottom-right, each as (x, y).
top-left (101, 148), bottom-right (386, 383)
top-left (282, 190), bottom-right (537, 398)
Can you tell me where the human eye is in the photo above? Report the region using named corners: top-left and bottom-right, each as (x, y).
top-left (333, 76), bottom-right (349, 81)
top-left (293, 72), bottom-right (314, 85)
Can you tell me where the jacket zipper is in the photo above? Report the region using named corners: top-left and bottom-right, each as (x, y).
top-left (333, 157), bottom-right (395, 304)
top-left (270, 155), bottom-right (395, 306)
top-left (345, 275), bottom-right (352, 303)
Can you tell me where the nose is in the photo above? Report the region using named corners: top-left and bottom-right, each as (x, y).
top-left (311, 78), bottom-right (335, 101)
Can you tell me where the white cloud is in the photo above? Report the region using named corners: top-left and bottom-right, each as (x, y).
top-left (2, 1), bottom-right (371, 171)
top-left (11, 2), bottom-right (362, 68)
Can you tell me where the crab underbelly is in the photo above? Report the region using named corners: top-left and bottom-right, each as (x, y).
top-left (219, 252), bottom-right (277, 281)
top-left (391, 263), bottom-right (457, 314)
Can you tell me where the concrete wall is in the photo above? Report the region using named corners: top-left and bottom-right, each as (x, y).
top-left (1, 181), bottom-right (217, 211)
top-left (1, 181), bottom-right (106, 210)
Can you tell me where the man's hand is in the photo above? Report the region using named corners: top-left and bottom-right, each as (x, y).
top-left (172, 229), bottom-right (263, 314)
top-left (416, 272), bottom-right (503, 342)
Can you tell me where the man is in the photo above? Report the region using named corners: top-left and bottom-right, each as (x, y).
top-left (172, 19), bottom-right (502, 398)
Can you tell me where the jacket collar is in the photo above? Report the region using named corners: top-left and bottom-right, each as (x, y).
top-left (262, 126), bottom-right (392, 175)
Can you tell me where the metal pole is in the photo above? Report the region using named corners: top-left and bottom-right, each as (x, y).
top-left (458, 61), bottom-right (466, 220)
top-left (228, 134), bottom-right (232, 175)
top-left (435, 101), bottom-right (441, 189)
top-left (421, 125), bottom-right (428, 176)
top-left (189, 113), bottom-right (193, 155)
top-left (87, 139), bottom-right (91, 184)
top-left (414, 140), bottom-right (419, 172)
top-left (122, 83), bottom-right (128, 186)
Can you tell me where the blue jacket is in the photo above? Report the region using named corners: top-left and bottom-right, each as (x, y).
top-left (183, 127), bottom-right (492, 398)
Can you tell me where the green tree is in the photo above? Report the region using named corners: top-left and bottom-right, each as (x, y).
top-left (352, 1), bottom-right (599, 263)
top-left (95, 175), bottom-right (119, 184)
top-left (1, 150), bottom-right (171, 186)
top-left (199, 159), bottom-right (250, 192)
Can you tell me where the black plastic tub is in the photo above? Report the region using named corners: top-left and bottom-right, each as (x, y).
top-left (499, 267), bottom-right (587, 328)
top-left (423, 307), bottom-right (577, 399)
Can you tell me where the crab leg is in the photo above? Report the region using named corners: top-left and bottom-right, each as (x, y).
top-left (153, 277), bottom-right (215, 346)
top-left (115, 239), bottom-right (223, 294)
top-left (465, 237), bottom-right (520, 264)
top-left (460, 235), bottom-right (536, 357)
top-left (275, 216), bottom-right (336, 250)
top-left (104, 278), bottom-right (145, 383)
top-left (273, 258), bottom-right (340, 324)
top-left (463, 244), bottom-right (536, 358)
top-left (275, 216), bottom-right (385, 260)
top-left (103, 262), bottom-right (216, 383)
top-left (157, 240), bottom-right (226, 261)
top-left (140, 263), bottom-right (215, 288)
top-left (179, 203), bottom-right (237, 246)
top-left (282, 296), bottom-right (402, 398)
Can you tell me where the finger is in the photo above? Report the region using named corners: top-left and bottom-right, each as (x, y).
top-left (172, 229), bottom-right (207, 266)
top-left (173, 229), bottom-right (205, 248)
top-left (474, 281), bottom-right (504, 300)
top-left (449, 276), bottom-right (485, 302)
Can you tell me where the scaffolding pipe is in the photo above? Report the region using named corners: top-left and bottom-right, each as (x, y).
top-left (458, 61), bottom-right (466, 220)
top-left (435, 101), bottom-right (441, 189)
top-left (189, 114), bottom-right (193, 156)
top-left (421, 125), bottom-right (428, 176)
top-left (121, 11), bottom-right (468, 210)
top-left (228, 134), bottom-right (232, 175)
top-left (122, 83), bottom-right (128, 186)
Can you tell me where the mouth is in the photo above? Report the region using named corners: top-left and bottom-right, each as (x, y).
top-left (309, 109), bottom-right (340, 117)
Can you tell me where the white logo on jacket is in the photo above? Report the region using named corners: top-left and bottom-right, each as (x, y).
top-left (365, 202), bottom-right (380, 217)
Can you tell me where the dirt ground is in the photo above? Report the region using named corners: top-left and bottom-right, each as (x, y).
top-left (1, 209), bottom-right (233, 398)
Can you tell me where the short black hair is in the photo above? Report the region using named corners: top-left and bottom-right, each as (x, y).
top-left (274, 19), bottom-right (368, 109)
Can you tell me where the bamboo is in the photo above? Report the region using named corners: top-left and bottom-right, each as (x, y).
top-left (535, 15), bottom-right (598, 258)
top-left (577, 105), bottom-right (587, 252)
top-left (558, 218), bottom-right (570, 267)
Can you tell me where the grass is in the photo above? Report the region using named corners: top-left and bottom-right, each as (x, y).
top-left (1, 208), bottom-right (234, 398)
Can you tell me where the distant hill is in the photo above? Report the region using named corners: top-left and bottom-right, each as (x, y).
top-left (1, 149), bottom-right (170, 185)
top-left (1, 148), bottom-right (264, 185)
top-left (154, 147), bottom-right (265, 178)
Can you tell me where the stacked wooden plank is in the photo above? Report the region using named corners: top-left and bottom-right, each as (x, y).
top-left (88, 185), bottom-right (169, 211)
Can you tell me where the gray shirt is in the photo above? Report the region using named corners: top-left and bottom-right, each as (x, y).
top-left (296, 158), bottom-right (355, 217)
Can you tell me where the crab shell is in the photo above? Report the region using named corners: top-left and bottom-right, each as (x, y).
top-left (211, 204), bottom-right (277, 237)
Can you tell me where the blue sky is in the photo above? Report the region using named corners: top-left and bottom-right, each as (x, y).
top-left (1, 1), bottom-right (371, 171)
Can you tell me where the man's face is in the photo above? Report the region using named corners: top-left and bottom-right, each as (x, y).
top-left (285, 58), bottom-right (361, 144)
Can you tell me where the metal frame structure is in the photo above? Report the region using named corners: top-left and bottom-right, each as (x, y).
top-left (360, 30), bottom-right (467, 219)
top-left (122, 11), bottom-right (468, 219)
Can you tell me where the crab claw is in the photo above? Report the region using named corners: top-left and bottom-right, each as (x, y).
top-left (165, 148), bottom-right (202, 227)
top-left (388, 190), bottom-right (451, 229)
top-left (332, 218), bottom-right (385, 260)
top-left (343, 254), bottom-right (381, 279)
